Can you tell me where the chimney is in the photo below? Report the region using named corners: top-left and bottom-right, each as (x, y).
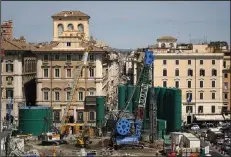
top-left (1, 20), bottom-right (13, 40)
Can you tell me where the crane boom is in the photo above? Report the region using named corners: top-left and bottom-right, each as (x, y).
top-left (60, 49), bottom-right (90, 124)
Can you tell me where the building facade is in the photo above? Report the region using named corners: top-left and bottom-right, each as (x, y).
top-left (222, 51), bottom-right (231, 112)
top-left (1, 21), bottom-right (37, 123)
top-left (34, 11), bottom-right (109, 125)
top-left (132, 36), bottom-right (225, 124)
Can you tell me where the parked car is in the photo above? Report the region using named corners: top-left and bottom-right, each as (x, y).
top-left (191, 125), bottom-right (200, 130)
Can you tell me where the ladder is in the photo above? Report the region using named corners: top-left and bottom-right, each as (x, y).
top-left (60, 51), bottom-right (89, 124)
top-left (136, 65), bottom-right (152, 120)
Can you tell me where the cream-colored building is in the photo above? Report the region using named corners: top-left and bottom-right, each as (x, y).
top-left (1, 21), bottom-right (37, 124)
top-left (133, 36), bottom-right (225, 124)
top-left (34, 11), bottom-right (109, 125)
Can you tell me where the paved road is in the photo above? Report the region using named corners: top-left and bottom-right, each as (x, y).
top-left (189, 129), bottom-right (229, 157)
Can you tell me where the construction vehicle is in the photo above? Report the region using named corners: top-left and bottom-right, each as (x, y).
top-left (109, 49), bottom-right (154, 149)
top-left (40, 38), bottom-right (94, 145)
top-left (75, 127), bottom-right (92, 148)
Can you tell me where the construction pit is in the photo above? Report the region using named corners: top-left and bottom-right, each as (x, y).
top-left (21, 136), bottom-right (164, 156)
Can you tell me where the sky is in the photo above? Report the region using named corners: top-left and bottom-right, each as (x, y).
top-left (1, 1), bottom-right (230, 49)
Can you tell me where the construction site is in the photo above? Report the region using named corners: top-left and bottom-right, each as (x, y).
top-left (0, 9), bottom-right (230, 157)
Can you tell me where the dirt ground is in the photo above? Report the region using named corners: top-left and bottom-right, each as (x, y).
top-left (24, 137), bottom-right (164, 156)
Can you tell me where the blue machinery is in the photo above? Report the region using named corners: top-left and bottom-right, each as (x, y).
top-left (111, 50), bottom-right (155, 149)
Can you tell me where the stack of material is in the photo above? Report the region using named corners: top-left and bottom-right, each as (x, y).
top-left (149, 140), bottom-right (164, 150)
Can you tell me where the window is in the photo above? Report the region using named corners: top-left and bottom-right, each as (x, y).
top-left (188, 69), bottom-right (193, 76)
top-left (55, 54), bottom-right (59, 60)
top-left (55, 69), bottom-right (60, 78)
top-left (77, 112), bottom-right (84, 121)
top-left (89, 68), bottom-right (94, 77)
top-left (200, 69), bottom-right (205, 76)
top-left (44, 91), bottom-right (48, 101)
top-left (163, 60), bottom-right (167, 65)
top-left (175, 69), bottom-right (179, 76)
top-left (80, 69), bottom-right (83, 77)
top-left (212, 81), bottom-right (215, 88)
top-left (200, 81), bottom-right (203, 88)
top-left (188, 60), bottom-right (191, 65)
top-left (66, 54), bottom-right (71, 62)
top-left (89, 54), bottom-right (94, 62)
top-left (186, 93), bottom-right (192, 101)
top-left (224, 82), bottom-right (228, 89)
top-left (161, 43), bottom-right (166, 48)
top-left (222, 107), bottom-right (228, 112)
top-left (200, 60), bottom-right (203, 65)
top-left (44, 68), bottom-right (48, 78)
top-left (212, 69), bottom-right (217, 76)
top-left (78, 24), bottom-right (84, 33)
top-left (58, 24), bottom-right (64, 36)
top-left (6, 63), bottom-right (13, 72)
top-left (89, 89), bottom-right (95, 96)
top-left (223, 61), bottom-right (226, 68)
top-left (198, 106), bottom-right (203, 113)
top-left (224, 73), bottom-right (228, 78)
top-left (169, 43), bottom-right (174, 48)
top-left (163, 69), bottom-right (167, 76)
top-left (212, 60), bottom-right (215, 65)
top-left (186, 106), bottom-right (193, 113)
top-left (66, 91), bottom-right (71, 101)
top-left (212, 93), bottom-right (216, 99)
top-left (78, 91), bottom-right (83, 101)
top-left (6, 104), bottom-right (13, 110)
top-left (200, 93), bottom-right (203, 100)
top-left (163, 81), bottom-right (167, 87)
top-left (67, 69), bottom-right (71, 78)
top-left (211, 106), bottom-right (215, 113)
top-left (67, 42), bottom-right (71, 47)
top-left (67, 24), bottom-right (74, 31)
top-left (175, 60), bottom-right (179, 65)
top-left (55, 92), bottom-right (60, 101)
top-left (6, 76), bottom-right (13, 85)
top-left (188, 81), bottom-right (191, 88)
top-left (78, 54), bottom-right (83, 61)
top-left (224, 93), bottom-right (228, 100)
top-left (43, 55), bottom-right (49, 62)
top-left (175, 81), bottom-right (179, 88)
top-left (54, 110), bottom-right (60, 122)
top-left (89, 111), bottom-right (95, 121)
top-left (6, 88), bottom-right (13, 98)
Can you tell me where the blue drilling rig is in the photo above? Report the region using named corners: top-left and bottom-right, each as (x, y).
top-left (109, 50), bottom-right (155, 149)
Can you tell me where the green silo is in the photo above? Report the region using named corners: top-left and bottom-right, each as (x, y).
top-left (96, 96), bottom-right (105, 126)
top-left (118, 84), bottom-right (126, 110)
top-left (18, 106), bottom-right (53, 136)
top-left (173, 88), bottom-right (182, 131)
top-left (127, 85), bottom-right (134, 113)
top-left (155, 87), bottom-right (161, 118)
top-left (133, 86), bottom-right (141, 112)
top-left (159, 87), bottom-right (166, 119)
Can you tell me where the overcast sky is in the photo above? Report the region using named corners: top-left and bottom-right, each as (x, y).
top-left (1, 1), bottom-right (230, 49)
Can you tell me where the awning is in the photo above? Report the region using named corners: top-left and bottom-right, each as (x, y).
top-left (223, 114), bottom-right (231, 120)
top-left (195, 115), bottom-right (225, 121)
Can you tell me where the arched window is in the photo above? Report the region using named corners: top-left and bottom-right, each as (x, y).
top-left (169, 43), bottom-right (174, 48)
top-left (67, 24), bottom-right (74, 31)
top-left (200, 69), bottom-right (205, 76)
top-left (78, 24), bottom-right (84, 33)
top-left (212, 69), bottom-right (217, 76)
top-left (163, 69), bottom-right (167, 76)
top-left (175, 69), bottom-right (179, 76)
top-left (161, 43), bottom-right (166, 48)
top-left (58, 24), bottom-right (64, 36)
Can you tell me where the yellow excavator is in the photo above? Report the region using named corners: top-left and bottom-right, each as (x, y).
top-left (75, 126), bottom-right (92, 148)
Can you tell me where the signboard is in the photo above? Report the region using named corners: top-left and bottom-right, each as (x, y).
top-left (204, 146), bottom-right (209, 154)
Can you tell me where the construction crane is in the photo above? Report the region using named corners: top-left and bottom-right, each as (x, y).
top-left (40, 38), bottom-right (95, 145)
top-left (110, 49), bottom-right (155, 149)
